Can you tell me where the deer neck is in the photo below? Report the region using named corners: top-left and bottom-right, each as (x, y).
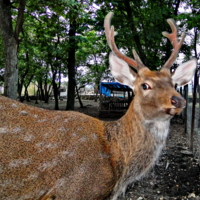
top-left (106, 100), bottom-right (170, 142)
top-left (104, 100), bottom-right (171, 199)
top-left (104, 99), bottom-right (170, 176)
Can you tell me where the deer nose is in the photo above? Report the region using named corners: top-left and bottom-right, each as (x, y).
top-left (171, 96), bottom-right (186, 108)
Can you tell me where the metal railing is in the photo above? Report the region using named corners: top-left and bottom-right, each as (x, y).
top-left (180, 70), bottom-right (200, 164)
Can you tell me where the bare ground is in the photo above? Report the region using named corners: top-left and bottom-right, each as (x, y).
top-left (24, 99), bottom-right (200, 200)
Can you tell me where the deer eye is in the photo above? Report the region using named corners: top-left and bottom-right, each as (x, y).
top-left (141, 83), bottom-right (151, 90)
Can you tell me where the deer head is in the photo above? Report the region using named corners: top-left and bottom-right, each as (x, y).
top-left (104, 12), bottom-right (197, 120)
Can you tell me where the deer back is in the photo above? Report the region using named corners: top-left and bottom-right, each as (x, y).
top-left (0, 96), bottom-right (118, 200)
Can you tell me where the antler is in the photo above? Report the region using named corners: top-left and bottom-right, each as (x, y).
top-left (104, 12), bottom-right (144, 69)
top-left (162, 19), bottom-right (186, 69)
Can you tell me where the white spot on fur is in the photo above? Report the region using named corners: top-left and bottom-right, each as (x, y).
top-left (11, 127), bottom-right (23, 133)
top-left (93, 133), bottom-right (98, 140)
top-left (0, 127), bottom-right (23, 134)
top-left (35, 142), bottom-right (58, 152)
top-left (45, 143), bottom-right (58, 149)
top-left (0, 127), bottom-right (8, 134)
top-left (64, 119), bottom-right (69, 123)
top-left (36, 142), bottom-right (44, 148)
top-left (27, 172), bottom-right (39, 180)
top-left (38, 159), bottom-right (58, 171)
top-left (35, 142), bottom-right (44, 153)
top-left (44, 132), bottom-right (54, 139)
top-left (77, 127), bottom-right (83, 131)
top-left (56, 178), bottom-right (66, 188)
top-left (38, 190), bottom-right (46, 196)
top-left (58, 127), bottom-right (65, 132)
top-left (52, 115), bottom-right (62, 122)
top-left (61, 150), bottom-right (74, 157)
top-left (79, 136), bottom-right (87, 142)
top-left (23, 134), bottom-right (35, 142)
top-left (99, 153), bottom-right (110, 159)
top-left (79, 164), bottom-right (87, 174)
top-left (72, 132), bottom-right (78, 137)
top-left (9, 159), bottom-right (30, 168)
top-left (19, 110), bottom-right (29, 116)
top-left (37, 119), bottom-right (47, 123)
top-left (54, 115), bottom-right (61, 120)
top-left (11, 103), bottom-right (18, 108)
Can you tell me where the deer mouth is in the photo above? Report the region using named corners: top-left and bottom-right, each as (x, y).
top-left (164, 107), bottom-right (183, 116)
top-left (164, 96), bottom-right (186, 116)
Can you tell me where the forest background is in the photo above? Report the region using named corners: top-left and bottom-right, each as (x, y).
top-left (0, 0), bottom-right (199, 110)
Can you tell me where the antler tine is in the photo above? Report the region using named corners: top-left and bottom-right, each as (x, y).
top-left (132, 49), bottom-right (145, 69)
top-left (104, 12), bottom-right (139, 69)
top-left (162, 19), bottom-right (186, 69)
top-left (104, 12), bottom-right (113, 50)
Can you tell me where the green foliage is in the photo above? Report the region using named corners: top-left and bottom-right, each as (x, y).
top-left (177, 0), bottom-right (200, 28)
top-left (76, 30), bottom-right (111, 87)
top-left (93, 0), bottom-right (199, 70)
top-left (0, 0), bottom-right (199, 97)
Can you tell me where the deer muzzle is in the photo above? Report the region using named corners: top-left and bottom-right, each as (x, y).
top-left (171, 96), bottom-right (186, 108)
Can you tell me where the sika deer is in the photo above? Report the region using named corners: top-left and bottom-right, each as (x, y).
top-left (0, 12), bottom-right (197, 200)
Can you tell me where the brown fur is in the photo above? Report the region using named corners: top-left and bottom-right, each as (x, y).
top-left (0, 73), bottom-right (184, 200)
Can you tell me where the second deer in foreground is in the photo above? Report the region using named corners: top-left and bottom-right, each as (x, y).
top-left (0, 13), bottom-right (197, 200)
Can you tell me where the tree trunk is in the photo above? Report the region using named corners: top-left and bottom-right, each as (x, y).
top-left (24, 87), bottom-right (30, 102)
top-left (0, 0), bottom-right (26, 99)
top-left (0, 0), bottom-right (18, 99)
top-left (94, 83), bottom-right (99, 102)
top-left (4, 38), bottom-right (18, 99)
top-left (52, 72), bottom-right (59, 110)
top-left (66, 10), bottom-right (77, 110)
top-left (38, 79), bottom-right (44, 101)
top-left (76, 84), bottom-right (84, 108)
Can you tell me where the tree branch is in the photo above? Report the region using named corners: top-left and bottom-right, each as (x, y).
top-left (14, 0), bottom-right (26, 41)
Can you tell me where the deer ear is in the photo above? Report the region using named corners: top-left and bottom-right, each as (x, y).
top-left (109, 52), bottom-right (136, 89)
top-left (172, 58), bottom-right (197, 86)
